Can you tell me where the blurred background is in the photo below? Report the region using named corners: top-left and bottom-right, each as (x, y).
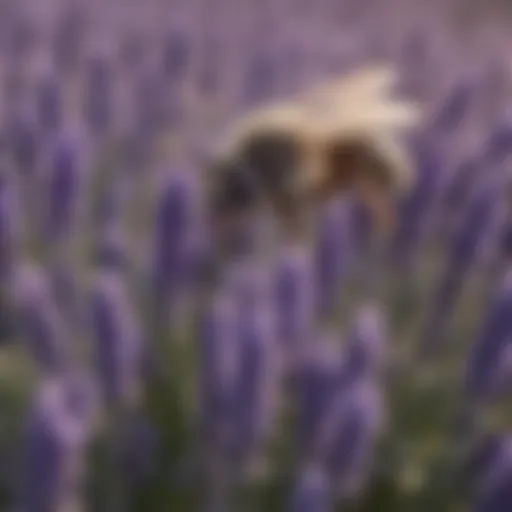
top-left (2, 0), bottom-right (512, 511)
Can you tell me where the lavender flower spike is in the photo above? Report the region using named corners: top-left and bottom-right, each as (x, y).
top-left (19, 373), bottom-right (96, 512)
top-left (315, 380), bottom-right (385, 501)
top-left (473, 439), bottom-right (512, 512)
top-left (229, 278), bottom-right (279, 479)
top-left (13, 263), bottom-right (68, 372)
top-left (44, 134), bottom-right (83, 246)
top-left (273, 244), bottom-right (315, 368)
top-left (464, 269), bottom-right (512, 402)
top-left (89, 269), bottom-right (143, 409)
top-left (314, 199), bottom-right (349, 318)
top-left (289, 464), bottom-right (333, 512)
top-left (0, 170), bottom-right (17, 282)
top-left (341, 304), bottom-right (386, 386)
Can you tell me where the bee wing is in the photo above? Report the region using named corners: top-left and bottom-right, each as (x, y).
top-left (300, 65), bottom-right (399, 111)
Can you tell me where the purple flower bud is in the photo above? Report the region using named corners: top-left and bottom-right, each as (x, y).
top-left (391, 139), bottom-right (443, 267)
top-left (484, 120), bottom-right (512, 164)
top-left (0, 171), bottom-right (17, 282)
top-left (314, 200), bottom-right (349, 317)
top-left (315, 381), bottom-right (383, 498)
top-left (162, 30), bottom-right (191, 80)
top-left (44, 135), bottom-right (82, 243)
top-left (35, 75), bottom-right (63, 133)
top-left (83, 55), bottom-right (112, 135)
top-left (473, 440), bottom-right (512, 512)
top-left (197, 290), bottom-right (238, 450)
top-left (432, 77), bottom-right (476, 134)
top-left (464, 434), bottom-right (509, 484)
top-left (289, 465), bottom-right (333, 512)
top-left (420, 179), bottom-right (501, 354)
top-left (224, 267), bottom-right (278, 474)
top-left (93, 224), bottom-right (128, 269)
top-left (118, 413), bottom-right (159, 487)
top-left (6, 109), bottom-right (39, 174)
top-left (296, 334), bottom-right (343, 458)
top-left (89, 270), bottom-right (143, 408)
top-left (151, 170), bottom-right (196, 301)
top-left (19, 374), bottom-right (96, 512)
top-left (13, 264), bottom-right (68, 372)
top-left (118, 30), bottom-right (147, 72)
top-left (274, 245), bottom-right (315, 358)
top-left (464, 270), bottom-right (512, 401)
top-left (242, 51), bottom-right (276, 105)
top-left (52, 4), bottom-right (87, 74)
top-left (341, 305), bottom-right (386, 384)
top-left (133, 72), bottom-right (168, 136)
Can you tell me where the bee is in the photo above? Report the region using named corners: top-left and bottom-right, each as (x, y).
top-left (206, 65), bottom-right (421, 254)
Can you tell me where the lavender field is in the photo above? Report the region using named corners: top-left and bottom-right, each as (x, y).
top-left (2, 0), bottom-right (512, 511)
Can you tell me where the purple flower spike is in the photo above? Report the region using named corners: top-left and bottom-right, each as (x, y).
top-left (45, 135), bottom-right (82, 244)
top-left (316, 381), bottom-right (384, 499)
top-left (197, 290), bottom-right (238, 450)
top-left (13, 264), bottom-right (68, 372)
top-left (473, 440), bottom-right (512, 512)
top-left (242, 51), bottom-right (277, 105)
top-left (274, 245), bottom-right (315, 361)
top-left (0, 171), bottom-right (17, 282)
top-left (464, 269), bottom-right (512, 401)
top-left (83, 55), bottom-right (112, 135)
top-left (230, 292), bottom-right (278, 475)
top-left (420, 179), bottom-right (501, 354)
top-left (161, 29), bottom-right (191, 80)
top-left (19, 374), bottom-right (96, 512)
top-left (289, 465), bottom-right (333, 512)
top-left (432, 77), bottom-right (476, 134)
top-left (89, 270), bottom-right (143, 409)
top-left (5, 108), bottom-right (39, 174)
top-left (152, 169), bottom-right (197, 302)
top-left (296, 334), bottom-right (343, 459)
top-left (35, 74), bottom-right (63, 134)
top-left (93, 224), bottom-right (128, 269)
top-left (341, 305), bottom-right (386, 385)
top-left (314, 200), bottom-right (349, 317)
top-left (52, 4), bottom-right (88, 74)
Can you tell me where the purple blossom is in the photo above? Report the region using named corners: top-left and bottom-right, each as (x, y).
top-left (151, 169), bottom-right (197, 303)
top-left (89, 270), bottom-right (143, 409)
top-left (431, 77), bottom-right (476, 134)
top-left (229, 294), bottom-right (278, 474)
top-left (341, 305), bottom-right (386, 385)
top-left (161, 29), bottom-right (191, 81)
top-left (420, 179), bottom-right (502, 353)
top-left (314, 381), bottom-right (384, 499)
top-left (34, 74), bottom-right (63, 134)
top-left (314, 200), bottom-right (349, 317)
top-left (242, 50), bottom-right (277, 105)
top-left (5, 109), bottom-right (39, 174)
top-left (0, 171), bottom-right (17, 282)
top-left (391, 138), bottom-right (444, 268)
top-left (464, 269), bottom-right (512, 401)
top-left (13, 264), bottom-right (68, 372)
top-left (52, 4), bottom-right (88, 74)
top-left (19, 374), bottom-right (96, 512)
top-left (296, 334), bottom-right (343, 459)
top-left (44, 134), bottom-right (83, 243)
top-left (289, 465), bottom-right (333, 512)
top-left (83, 55), bottom-right (113, 135)
top-left (473, 440), bottom-right (512, 512)
top-left (273, 245), bottom-right (315, 362)
top-left (197, 290), bottom-right (238, 451)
